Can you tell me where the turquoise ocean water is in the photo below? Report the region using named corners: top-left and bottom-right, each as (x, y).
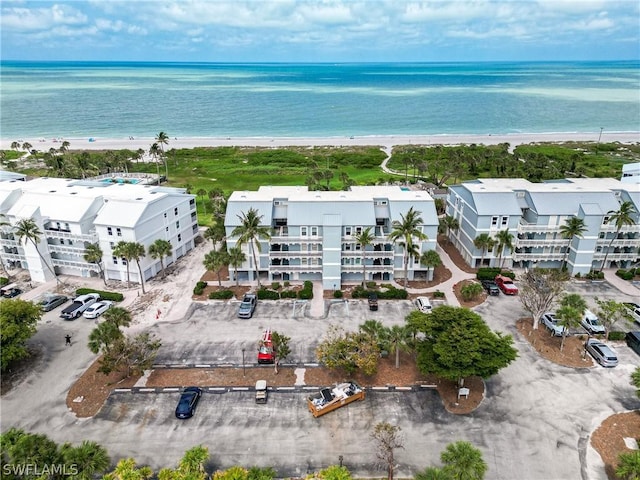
top-left (1, 61), bottom-right (639, 139)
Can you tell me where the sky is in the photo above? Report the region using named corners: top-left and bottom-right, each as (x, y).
top-left (1, 0), bottom-right (639, 63)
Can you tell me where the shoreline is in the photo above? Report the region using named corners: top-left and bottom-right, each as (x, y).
top-left (2, 131), bottom-right (639, 152)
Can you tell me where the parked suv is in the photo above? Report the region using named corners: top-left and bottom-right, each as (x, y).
top-left (481, 280), bottom-right (500, 296)
top-left (542, 312), bottom-right (567, 337)
top-left (626, 331), bottom-right (640, 357)
top-left (415, 296), bottom-right (432, 313)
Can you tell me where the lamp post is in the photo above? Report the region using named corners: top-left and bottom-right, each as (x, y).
top-left (242, 348), bottom-right (246, 377)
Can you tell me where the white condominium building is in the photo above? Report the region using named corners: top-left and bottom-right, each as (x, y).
top-left (446, 177), bottom-right (639, 274)
top-left (225, 186), bottom-right (439, 289)
top-left (0, 176), bottom-right (198, 284)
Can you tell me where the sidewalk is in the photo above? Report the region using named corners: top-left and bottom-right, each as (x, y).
top-left (602, 269), bottom-right (640, 296)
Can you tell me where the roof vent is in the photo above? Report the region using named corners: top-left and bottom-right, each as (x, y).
top-left (70, 192), bottom-right (77, 195)
top-left (136, 197), bottom-right (143, 200)
top-left (49, 190), bottom-right (56, 193)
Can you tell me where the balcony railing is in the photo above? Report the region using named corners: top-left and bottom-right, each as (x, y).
top-left (269, 235), bottom-right (323, 242)
top-left (0, 238), bottom-right (20, 247)
top-left (45, 229), bottom-right (98, 243)
top-left (269, 251), bottom-right (322, 258)
top-left (596, 238), bottom-right (640, 248)
top-left (592, 252), bottom-right (640, 260)
top-left (515, 239), bottom-right (567, 248)
top-left (268, 265), bottom-right (323, 272)
top-left (341, 264), bottom-right (394, 272)
top-left (341, 250), bottom-right (394, 258)
top-left (51, 258), bottom-right (100, 271)
top-left (512, 252), bottom-right (566, 261)
top-left (48, 245), bottom-right (88, 255)
top-left (517, 222), bottom-right (559, 234)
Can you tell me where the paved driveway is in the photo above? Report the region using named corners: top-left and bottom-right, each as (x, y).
top-left (1, 282), bottom-right (638, 479)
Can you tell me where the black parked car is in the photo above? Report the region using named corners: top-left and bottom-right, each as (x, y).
top-left (175, 387), bottom-right (202, 419)
top-left (40, 294), bottom-right (69, 312)
top-left (481, 280), bottom-right (500, 296)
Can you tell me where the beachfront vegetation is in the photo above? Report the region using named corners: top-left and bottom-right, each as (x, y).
top-left (2, 140), bottom-right (638, 227)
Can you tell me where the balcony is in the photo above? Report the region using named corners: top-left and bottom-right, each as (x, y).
top-left (593, 251), bottom-right (640, 261)
top-left (512, 252), bottom-right (566, 261)
top-left (341, 264), bottom-right (394, 272)
top-left (515, 239), bottom-right (568, 248)
top-left (516, 222), bottom-right (558, 234)
top-left (51, 258), bottom-right (100, 271)
top-left (342, 250), bottom-right (394, 258)
top-left (268, 264), bottom-right (323, 273)
top-left (599, 224), bottom-right (639, 233)
top-left (596, 238), bottom-right (640, 248)
top-left (269, 250), bottom-right (322, 258)
top-left (45, 229), bottom-right (98, 243)
top-left (48, 244), bottom-right (88, 255)
top-left (0, 238), bottom-right (20, 248)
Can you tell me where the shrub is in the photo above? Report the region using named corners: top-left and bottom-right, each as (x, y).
top-left (586, 270), bottom-right (605, 280)
top-left (333, 290), bottom-right (343, 298)
top-left (75, 288), bottom-right (124, 302)
top-left (351, 286), bottom-right (368, 298)
top-left (365, 281), bottom-right (377, 289)
top-left (196, 281), bottom-right (207, 289)
top-left (257, 288), bottom-right (280, 300)
top-left (460, 282), bottom-right (483, 301)
top-left (280, 290), bottom-right (298, 299)
top-left (283, 281), bottom-right (290, 287)
top-left (607, 331), bottom-right (626, 341)
top-left (208, 290), bottom-right (234, 300)
top-left (574, 272), bottom-right (582, 279)
top-left (193, 281), bottom-right (207, 295)
top-left (433, 290), bottom-right (445, 298)
top-left (0, 277), bottom-right (8, 286)
top-left (616, 269), bottom-right (634, 280)
top-left (297, 280), bottom-right (314, 300)
top-left (378, 287), bottom-right (408, 299)
top-left (271, 282), bottom-right (281, 290)
top-left (500, 271), bottom-right (516, 280)
top-left (476, 268), bottom-right (501, 281)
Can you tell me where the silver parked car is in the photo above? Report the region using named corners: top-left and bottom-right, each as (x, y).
top-left (541, 312), bottom-right (566, 337)
top-left (585, 339), bottom-right (618, 367)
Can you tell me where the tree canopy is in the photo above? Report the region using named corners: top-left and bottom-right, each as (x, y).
top-left (413, 306), bottom-right (517, 383)
top-left (0, 299), bottom-right (41, 372)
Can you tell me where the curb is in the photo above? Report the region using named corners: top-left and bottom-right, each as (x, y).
top-left (109, 384), bottom-right (438, 394)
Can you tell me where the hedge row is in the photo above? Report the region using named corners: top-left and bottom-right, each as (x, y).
top-left (351, 285), bottom-right (408, 299)
top-left (615, 269), bottom-right (637, 281)
top-left (208, 290), bottom-right (234, 300)
top-left (608, 331), bottom-right (626, 341)
top-left (476, 268), bottom-right (515, 281)
top-left (75, 288), bottom-right (124, 302)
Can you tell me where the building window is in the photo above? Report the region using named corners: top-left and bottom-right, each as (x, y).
top-left (64, 222), bottom-right (70, 231)
top-left (501, 216), bottom-right (508, 226)
top-left (164, 213), bottom-right (167, 218)
top-left (176, 221), bottom-right (180, 229)
top-left (121, 258), bottom-right (127, 265)
top-left (107, 227), bottom-right (113, 236)
top-left (174, 207), bottom-right (178, 216)
top-left (110, 242), bottom-right (115, 248)
top-left (345, 226), bottom-right (352, 236)
top-left (355, 226), bottom-right (362, 235)
top-left (603, 216), bottom-right (610, 224)
top-left (311, 226), bottom-right (318, 236)
top-left (599, 232), bottom-right (605, 239)
top-left (301, 243), bottom-right (308, 251)
top-left (491, 216), bottom-right (498, 226)
top-left (166, 227), bottom-right (169, 232)
top-left (116, 228), bottom-right (122, 237)
top-left (112, 256), bottom-right (118, 264)
top-left (344, 243), bottom-right (352, 251)
top-left (301, 226), bottom-right (308, 237)
top-left (178, 234), bottom-right (182, 242)
top-left (355, 243), bottom-right (362, 251)
top-left (302, 258), bottom-right (308, 266)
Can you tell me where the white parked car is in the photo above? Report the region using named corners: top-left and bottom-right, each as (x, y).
top-left (581, 309), bottom-right (605, 334)
top-left (415, 296), bottom-right (433, 313)
top-left (83, 300), bottom-right (114, 319)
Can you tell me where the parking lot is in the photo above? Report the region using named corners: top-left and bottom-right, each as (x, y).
top-left (1, 279), bottom-right (639, 479)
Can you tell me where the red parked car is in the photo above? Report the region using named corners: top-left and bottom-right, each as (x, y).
top-left (494, 275), bottom-right (518, 295)
top-left (257, 329), bottom-right (275, 364)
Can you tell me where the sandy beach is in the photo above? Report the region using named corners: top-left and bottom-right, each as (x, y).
top-left (2, 131), bottom-right (639, 153)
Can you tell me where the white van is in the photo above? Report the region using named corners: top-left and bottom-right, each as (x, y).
top-left (415, 296), bottom-right (432, 313)
top-left (581, 308), bottom-right (605, 334)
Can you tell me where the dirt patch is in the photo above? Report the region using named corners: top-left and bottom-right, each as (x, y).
top-left (591, 411), bottom-right (640, 480)
top-left (405, 264), bottom-right (453, 290)
top-left (67, 352), bottom-right (484, 417)
top-left (438, 235), bottom-right (477, 274)
top-left (516, 318), bottom-right (594, 368)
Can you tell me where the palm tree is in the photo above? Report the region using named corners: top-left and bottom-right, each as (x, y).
top-left (177, 445), bottom-right (209, 477)
top-left (104, 458), bottom-right (153, 480)
top-left (148, 239), bottom-right (172, 279)
top-left (388, 207), bottom-right (427, 288)
top-left (60, 440), bottom-right (110, 480)
top-left (557, 293), bottom-right (587, 351)
top-left (354, 226), bottom-right (375, 286)
top-left (231, 208), bottom-right (271, 287)
top-left (155, 131), bottom-right (170, 180)
top-left (203, 249), bottom-right (229, 287)
top-left (473, 233), bottom-right (495, 268)
top-left (559, 216), bottom-right (587, 270)
top-left (149, 143), bottom-right (161, 184)
top-left (196, 188), bottom-right (208, 214)
top-left (600, 200), bottom-right (637, 271)
top-left (112, 241), bottom-right (132, 288)
top-left (227, 246), bottom-right (246, 286)
top-left (102, 307), bottom-right (132, 328)
top-left (439, 215), bottom-right (460, 243)
top-left (127, 242), bottom-right (146, 294)
top-left (13, 218), bottom-right (59, 285)
top-left (441, 441), bottom-right (487, 480)
top-left (88, 321), bottom-right (123, 355)
top-left (494, 229), bottom-right (514, 269)
top-left (84, 243), bottom-right (107, 286)
top-left (204, 224), bottom-right (225, 250)
top-left (615, 450), bottom-right (640, 480)
top-left (385, 325), bottom-right (410, 369)
top-left (419, 249), bottom-right (442, 280)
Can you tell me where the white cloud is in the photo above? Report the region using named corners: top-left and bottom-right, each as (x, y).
top-left (1, 4), bottom-right (87, 31)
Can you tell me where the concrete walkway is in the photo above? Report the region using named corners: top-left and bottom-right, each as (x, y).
top-left (603, 268), bottom-right (640, 296)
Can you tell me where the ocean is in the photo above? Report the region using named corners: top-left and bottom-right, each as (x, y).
top-left (1, 61), bottom-right (639, 139)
